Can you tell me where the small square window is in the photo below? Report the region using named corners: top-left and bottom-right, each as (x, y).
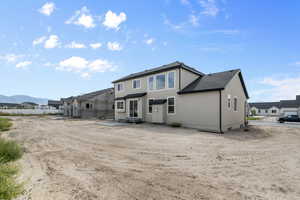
top-left (132, 79), bottom-right (141, 89)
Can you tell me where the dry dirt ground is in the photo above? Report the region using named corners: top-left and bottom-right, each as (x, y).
top-left (3, 116), bottom-right (300, 200)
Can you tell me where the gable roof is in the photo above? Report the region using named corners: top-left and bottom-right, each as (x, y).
top-left (77, 88), bottom-right (114, 101)
top-left (249, 96), bottom-right (300, 109)
top-left (178, 69), bottom-right (249, 99)
top-left (61, 88), bottom-right (114, 103)
top-left (249, 102), bottom-right (280, 109)
top-left (112, 61), bottom-right (204, 83)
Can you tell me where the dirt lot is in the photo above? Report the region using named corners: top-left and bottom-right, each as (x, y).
top-left (3, 116), bottom-right (300, 200)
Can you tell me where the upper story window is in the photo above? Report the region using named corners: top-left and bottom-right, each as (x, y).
top-left (156, 74), bottom-right (166, 90)
top-left (168, 71), bottom-right (175, 88)
top-left (116, 83), bottom-right (124, 92)
top-left (272, 110), bottom-right (277, 113)
top-left (148, 76), bottom-right (154, 90)
top-left (132, 79), bottom-right (141, 89)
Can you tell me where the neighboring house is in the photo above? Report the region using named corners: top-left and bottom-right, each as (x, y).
top-left (249, 95), bottom-right (300, 117)
top-left (48, 100), bottom-right (63, 109)
top-left (21, 102), bottom-right (38, 109)
top-left (112, 61), bottom-right (249, 133)
top-left (0, 103), bottom-right (21, 109)
top-left (61, 88), bottom-right (114, 119)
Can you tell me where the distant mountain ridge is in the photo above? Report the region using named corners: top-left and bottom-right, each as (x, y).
top-left (0, 95), bottom-right (49, 105)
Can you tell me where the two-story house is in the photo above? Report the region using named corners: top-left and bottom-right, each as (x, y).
top-left (112, 61), bottom-right (249, 133)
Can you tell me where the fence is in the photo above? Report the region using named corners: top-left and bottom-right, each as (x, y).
top-left (0, 109), bottom-right (63, 115)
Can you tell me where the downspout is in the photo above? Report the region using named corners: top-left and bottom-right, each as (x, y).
top-left (179, 68), bottom-right (181, 90)
top-left (219, 90), bottom-right (223, 134)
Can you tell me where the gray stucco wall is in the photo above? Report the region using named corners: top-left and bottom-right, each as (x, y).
top-left (221, 73), bottom-right (247, 131)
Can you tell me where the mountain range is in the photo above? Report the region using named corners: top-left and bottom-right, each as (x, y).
top-left (0, 95), bottom-right (50, 105)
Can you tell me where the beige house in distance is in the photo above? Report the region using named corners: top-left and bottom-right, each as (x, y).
top-left (61, 88), bottom-right (114, 119)
top-left (113, 61), bottom-right (249, 133)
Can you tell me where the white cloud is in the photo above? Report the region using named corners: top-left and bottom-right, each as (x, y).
top-left (58, 56), bottom-right (88, 72)
top-left (254, 75), bottom-right (300, 101)
top-left (33, 36), bottom-right (47, 46)
top-left (65, 41), bottom-right (86, 49)
top-left (16, 61), bottom-right (32, 69)
top-left (199, 0), bottom-right (219, 17)
top-left (210, 29), bottom-right (240, 35)
top-left (163, 16), bottom-right (184, 31)
top-left (103, 10), bottom-right (127, 30)
top-left (107, 42), bottom-right (122, 51)
top-left (81, 72), bottom-right (91, 79)
top-left (90, 43), bottom-right (102, 49)
top-left (189, 14), bottom-right (200, 26)
top-left (0, 54), bottom-right (24, 63)
top-left (180, 0), bottom-right (191, 5)
top-left (44, 35), bottom-right (60, 49)
top-left (65, 7), bottom-right (95, 29)
top-left (145, 38), bottom-right (155, 45)
top-left (38, 2), bottom-right (55, 16)
top-left (89, 59), bottom-right (114, 72)
top-left (56, 56), bottom-right (115, 77)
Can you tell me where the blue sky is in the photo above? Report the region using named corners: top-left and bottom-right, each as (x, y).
top-left (1, 0), bottom-right (300, 101)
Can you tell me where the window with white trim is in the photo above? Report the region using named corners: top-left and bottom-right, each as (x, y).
top-left (167, 97), bottom-right (175, 114)
top-left (117, 101), bottom-right (124, 110)
top-left (156, 74), bottom-right (166, 90)
top-left (168, 71), bottom-right (175, 88)
top-left (233, 97), bottom-right (238, 111)
top-left (148, 99), bottom-right (154, 113)
top-left (148, 76), bottom-right (154, 90)
top-left (132, 79), bottom-right (141, 89)
top-left (116, 83), bottom-right (124, 92)
top-left (227, 95), bottom-right (231, 109)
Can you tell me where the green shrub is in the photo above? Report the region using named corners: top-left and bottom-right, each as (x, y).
top-left (247, 117), bottom-right (261, 120)
top-left (0, 139), bottom-right (23, 164)
top-left (170, 122), bottom-right (182, 127)
top-left (0, 164), bottom-right (24, 200)
top-left (0, 118), bottom-right (12, 132)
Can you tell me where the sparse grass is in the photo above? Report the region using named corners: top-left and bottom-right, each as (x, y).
top-left (0, 139), bottom-right (23, 164)
top-left (0, 118), bottom-right (12, 132)
top-left (0, 163), bottom-right (24, 200)
top-left (247, 117), bottom-right (262, 120)
top-left (0, 137), bottom-right (24, 199)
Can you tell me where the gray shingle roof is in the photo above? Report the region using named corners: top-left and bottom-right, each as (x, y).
top-left (61, 88), bottom-right (114, 103)
top-left (178, 69), bottom-right (249, 98)
top-left (115, 92), bottom-right (147, 100)
top-left (77, 88), bottom-right (114, 101)
top-left (112, 61), bottom-right (204, 83)
top-left (249, 102), bottom-right (280, 109)
top-left (249, 96), bottom-right (300, 109)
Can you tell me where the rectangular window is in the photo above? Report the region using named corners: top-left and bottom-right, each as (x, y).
top-left (265, 109), bottom-right (268, 113)
top-left (227, 95), bottom-right (231, 109)
top-left (234, 97), bottom-right (238, 111)
top-left (168, 97), bottom-right (175, 114)
top-left (132, 79), bottom-right (141, 89)
top-left (258, 109), bottom-right (261, 113)
top-left (272, 110), bottom-right (277, 113)
top-left (156, 74), bottom-right (166, 90)
top-left (168, 72), bottom-right (175, 88)
top-left (86, 103), bottom-right (90, 109)
top-left (148, 99), bottom-right (154, 113)
top-left (148, 76), bottom-right (154, 90)
top-left (117, 101), bottom-right (124, 109)
top-left (117, 83), bottom-right (123, 92)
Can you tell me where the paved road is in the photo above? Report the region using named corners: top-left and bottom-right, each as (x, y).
top-left (249, 120), bottom-right (300, 128)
